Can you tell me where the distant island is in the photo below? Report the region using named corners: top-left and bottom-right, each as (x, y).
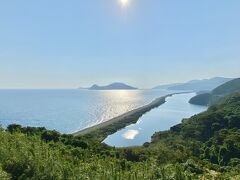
top-left (153, 77), bottom-right (233, 91)
top-left (88, 82), bottom-right (138, 90)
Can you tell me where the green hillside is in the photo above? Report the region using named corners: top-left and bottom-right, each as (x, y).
top-left (189, 78), bottom-right (240, 106)
top-left (212, 78), bottom-right (240, 95)
top-left (0, 93), bottom-right (240, 179)
top-left (188, 93), bottom-right (211, 106)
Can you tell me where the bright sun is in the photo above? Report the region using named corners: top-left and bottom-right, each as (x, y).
top-left (120, 0), bottom-right (129, 7)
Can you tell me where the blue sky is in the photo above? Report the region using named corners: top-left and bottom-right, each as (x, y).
top-left (0, 0), bottom-right (240, 89)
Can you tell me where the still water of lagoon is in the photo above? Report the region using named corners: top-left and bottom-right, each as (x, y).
top-left (104, 93), bottom-right (207, 147)
top-left (0, 89), bottom-right (175, 133)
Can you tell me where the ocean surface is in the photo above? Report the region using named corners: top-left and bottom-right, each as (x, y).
top-left (104, 93), bottom-right (207, 147)
top-left (0, 89), bottom-right (176, 133)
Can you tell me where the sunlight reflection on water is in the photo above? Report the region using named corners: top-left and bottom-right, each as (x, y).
top-left (0, 89), bottom-right (173, 133)
top-left (122, 130), bottom-right (139, 140)
top-left (104, 93), bottom-right (207, 147)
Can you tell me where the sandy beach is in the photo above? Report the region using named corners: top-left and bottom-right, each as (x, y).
top-left (73, 94), bottom-right (175, 136)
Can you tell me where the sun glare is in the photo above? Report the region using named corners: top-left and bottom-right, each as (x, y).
top-left (120, 0), bottom-right (129, 7)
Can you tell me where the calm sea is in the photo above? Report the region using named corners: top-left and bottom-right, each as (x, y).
top-left (0, 89), bottom-right (175, 133)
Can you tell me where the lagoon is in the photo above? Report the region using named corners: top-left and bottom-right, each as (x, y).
top-left (104, 93), bottom-right (207, 147)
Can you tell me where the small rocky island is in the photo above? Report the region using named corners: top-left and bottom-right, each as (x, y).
top-left (88, 82), bottom-right (138, 90)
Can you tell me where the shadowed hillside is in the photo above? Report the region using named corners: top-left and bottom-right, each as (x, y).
top-left (189, 78), bottom-right (240, 106)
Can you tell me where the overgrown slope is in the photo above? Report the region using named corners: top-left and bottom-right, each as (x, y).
top-left (189, 78), bottom-right (240, 106)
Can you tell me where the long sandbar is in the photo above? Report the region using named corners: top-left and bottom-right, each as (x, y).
top-left (73, 93), bottom-right (178, 138)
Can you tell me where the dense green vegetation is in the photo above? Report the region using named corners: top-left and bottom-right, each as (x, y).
top-left (212, 78), bottom-right (240, 95)
top-left (0, 93), bottom-right (240, 179)
top-left (189, 78), bottom-right (240, 106)
top-left (188, 93), bottom-right (211, 106)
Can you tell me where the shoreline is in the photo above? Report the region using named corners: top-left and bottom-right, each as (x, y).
top-left (73, 93), bottom-right (188, 140)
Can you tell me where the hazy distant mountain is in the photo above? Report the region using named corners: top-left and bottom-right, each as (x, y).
top-left (169, 77), bottom-right (233, 91)
top-left (152, 83), bottom-right (182, 90)
top-left (88, 83), bottom-right (138, 90)
top-left (78, 87), bottom-right (88, 90)
top-left (154, 77), bottom-right (233, 91)
top-left (189, 78), bottom-right (240, 106)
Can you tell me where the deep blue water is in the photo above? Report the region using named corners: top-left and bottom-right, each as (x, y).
top-left (104, 93), bottom-right (207, 147)
top-left (0, 89), bottom-right (175, 133)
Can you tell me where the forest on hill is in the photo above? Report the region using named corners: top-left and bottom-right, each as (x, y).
top-left (189, 78), bottom-right (240, 106)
